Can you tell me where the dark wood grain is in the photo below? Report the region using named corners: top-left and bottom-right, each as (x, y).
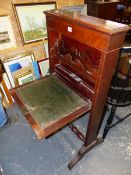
top-left (87, 1), bottom-right (119, 21)
top-left (11, 9), bottom-right (129, 167)
top-left (45, 10), bottom-right (129, 145)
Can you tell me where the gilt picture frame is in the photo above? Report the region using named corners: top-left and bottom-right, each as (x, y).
top-left (17, 73), bottom-right (33, 85)
top-left (13, 2), bottom-right (56, 44)
top-left (0, 15), bottom-right (16, 50)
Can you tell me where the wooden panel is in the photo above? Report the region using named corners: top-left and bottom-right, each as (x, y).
top-left (47, 17), bottom-right (109, 51)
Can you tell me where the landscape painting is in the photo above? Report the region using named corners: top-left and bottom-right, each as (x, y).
top-left (14, 2), bottom-right (56, 44)
top-left (0, 16), bottom-right (16, 50)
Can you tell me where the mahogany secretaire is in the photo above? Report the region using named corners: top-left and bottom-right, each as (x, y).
top-left (11, 10), bottom-right (129, 168)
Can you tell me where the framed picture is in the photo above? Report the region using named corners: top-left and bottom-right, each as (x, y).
top-left (3, 53), bottom-right (35, 88)
top-left (38, 58), bottom-right (49, 77)
top-left (0, 15), bottom-right (16, 50)
top-left (13, 2), bottom-right (56, 44)
top-left (62, 4), bottom-right (87, 15)
top-left (17, 73), bottom-right (33, 85)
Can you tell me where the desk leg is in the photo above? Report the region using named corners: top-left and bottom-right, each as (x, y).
top-left (68, 138), bottom-right (103, 169)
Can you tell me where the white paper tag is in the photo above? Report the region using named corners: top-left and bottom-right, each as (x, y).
top-left (68, 27), bottom-right (72, 32)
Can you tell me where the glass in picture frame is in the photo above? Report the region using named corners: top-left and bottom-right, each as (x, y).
top-left (13, 2), bottom-right (56, 44)
top-left (38, 58), bottom-right (49, 77)
top-left (17, 73), bottom-right (33, 85)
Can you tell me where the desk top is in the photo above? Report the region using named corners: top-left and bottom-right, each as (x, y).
top-left (45, 9), bottom-right (130, 35)
top-left (11, 74), bottom-right (91, 139)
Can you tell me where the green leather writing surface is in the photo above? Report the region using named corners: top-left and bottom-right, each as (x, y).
top-left (15, 74), bottom-right (87, 128)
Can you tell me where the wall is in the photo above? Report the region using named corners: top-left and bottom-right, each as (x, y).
top-left (0, 0), bottom-right (84, 61)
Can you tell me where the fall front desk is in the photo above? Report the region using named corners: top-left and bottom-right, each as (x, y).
top-left (11, 10), bottom-right (129, 168)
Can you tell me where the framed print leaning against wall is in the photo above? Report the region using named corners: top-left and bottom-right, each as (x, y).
top-left (13, 2), bottom-right (56, 44)
top-left (0, 15), bottom-right (16, 50)
top-left (38, 58), bottom-right (49, 77)
top-left (17, 73), bottom-right (33, 85)
top-left (3, 52), bottom-right (35, 88)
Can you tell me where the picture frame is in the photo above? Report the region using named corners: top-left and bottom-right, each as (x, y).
top-left (0, 78), bottom-right (13, 107)
top-left (43, 40), bottom-right (49, 58)
top-left (13, 2), bottom-right (56, 44)
top-left (62, 4), bottom-right (87, 15)
top-left (0, 15), bottom-right (16, 50)
top-left (17, 73), bottom-right (33, 85)
top-left (3, 53), bottom-right (35, 88)
top-left (38, 58), bottom-right (49, 77)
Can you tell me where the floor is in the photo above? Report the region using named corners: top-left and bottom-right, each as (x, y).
top-left (0, 103), bottom-right (131, 175)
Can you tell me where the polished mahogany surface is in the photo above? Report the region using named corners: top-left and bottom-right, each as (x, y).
top-left (48, 9), bottom-right (129, 33)
top-left (11, 10), bottom-right (129, 145)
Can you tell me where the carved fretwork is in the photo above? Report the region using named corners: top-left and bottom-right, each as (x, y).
top-left (57, 39), bottom-right (100, 68)
top-left (56, 39), bottom-right (99, 86)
